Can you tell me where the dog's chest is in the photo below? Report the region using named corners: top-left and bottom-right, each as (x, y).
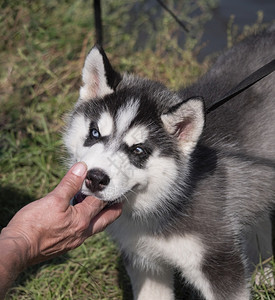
top-left (107, 218), bottom-right (205, 273)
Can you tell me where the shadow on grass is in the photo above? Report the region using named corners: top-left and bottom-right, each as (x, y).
top-left (6, 254), bottom-right (70, 299)
top-left (0, 185), bottom-right (34, 229)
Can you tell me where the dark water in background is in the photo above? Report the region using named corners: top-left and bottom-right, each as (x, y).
top-left (198, 0), bottom-right (275, 59)
top-left (129, 0), bottom-right (274, 59)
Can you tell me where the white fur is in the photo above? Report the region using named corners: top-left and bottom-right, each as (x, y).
top-left (123, 125), bottom-right (149, 147)
top-left (98, 111), bottom-right (114, 137)
top-left (63, 113), bottom-right (90, 160)
top-left (128, 151), bottom-right (179, 216)
top-left (126, 263), bottom-right (174, 300)
top-left (79, 47), bottom-right (113, 101)
top-left (116, 99), bottom-right (140, 135)
top-left (153, 235), bottom-right (215, 300)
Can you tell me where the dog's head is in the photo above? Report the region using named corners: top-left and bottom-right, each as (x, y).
top-left (64, 45), bottom-right (205, 213)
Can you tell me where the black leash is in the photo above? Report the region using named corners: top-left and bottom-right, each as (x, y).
top-left (206, 59), bottom-right (275, 114)
top-left (156, 0), bottom-right (189, 33)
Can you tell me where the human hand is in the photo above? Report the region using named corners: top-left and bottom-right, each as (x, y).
top-left (0, 162), bottom-right (122, 268)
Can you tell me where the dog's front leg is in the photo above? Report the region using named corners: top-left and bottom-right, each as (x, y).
top-left (126, 263), bottom-right (174, 300)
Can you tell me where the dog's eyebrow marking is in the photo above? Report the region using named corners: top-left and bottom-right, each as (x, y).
top-left (123, 125), bottom-right (149, 147)
top-left (98, 111), bottom-right (114, 137)
top-left (116, 99), bottom-right (140, 135)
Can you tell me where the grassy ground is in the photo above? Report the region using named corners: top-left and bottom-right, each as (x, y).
top-left (0, 0), bottom-right (274, 299)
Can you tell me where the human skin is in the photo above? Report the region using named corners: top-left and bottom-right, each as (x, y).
top-left (0, 162), bottom-right (122, 299)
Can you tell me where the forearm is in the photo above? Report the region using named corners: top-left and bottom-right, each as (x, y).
top-left (0, 234), bottom-right (29, 299)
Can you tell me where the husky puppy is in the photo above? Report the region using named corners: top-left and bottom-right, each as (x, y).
top-left (64, 29), bottom-right (275, 300)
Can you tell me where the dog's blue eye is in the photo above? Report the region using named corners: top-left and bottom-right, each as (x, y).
top-left (90, 128), bottom-right (100, 139)
top-left (132, 146), bottom-right (144, 155)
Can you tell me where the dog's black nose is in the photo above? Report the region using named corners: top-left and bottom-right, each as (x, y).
top-left (85, 168), bottom-right (110, 192)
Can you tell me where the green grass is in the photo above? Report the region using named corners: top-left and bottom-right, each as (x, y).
top-left (0, 0), bottom-right (273, 299)
top-left (252, 257), bottom-right (275, 300)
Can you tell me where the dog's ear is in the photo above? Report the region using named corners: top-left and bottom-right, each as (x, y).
top-left (79, 44), bottom-right (122, 102)
top-left (161, 97), bottom-right (205, 155)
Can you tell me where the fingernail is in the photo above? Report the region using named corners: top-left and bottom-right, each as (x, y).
top-left (71, 162), bottom-right (87, 177)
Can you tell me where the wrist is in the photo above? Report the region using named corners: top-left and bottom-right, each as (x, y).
top-left (0, 230), bottom-right (30, 298)
top-left (0, 230), bottom-right (31, 277)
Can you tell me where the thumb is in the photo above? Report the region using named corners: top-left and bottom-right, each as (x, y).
top-left (52, 162), bottom-right (88, 209)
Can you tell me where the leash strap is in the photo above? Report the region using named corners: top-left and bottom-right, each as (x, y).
top-left (206, 59), bottom-right (275, 114)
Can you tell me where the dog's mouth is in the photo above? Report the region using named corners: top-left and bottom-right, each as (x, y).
top-left (71, 191), bottom-right (122, 206)
top-left (71, 191), bottom-right (87, 206)
top-left (71, 182), bottom-right (141, 206)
